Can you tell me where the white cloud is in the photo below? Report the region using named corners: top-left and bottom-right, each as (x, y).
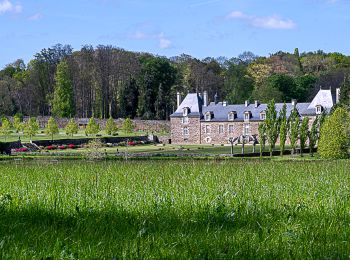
top-left (129, 30), bottom-right (172, 49)
top-left (158, 33), bottom-right (171, 49)
top-left (0, 0), bottom-right (22, 14)
top-left (227, 11), bottom-right (296, 29)
top-left (28, 13), bottom-right (42, 21)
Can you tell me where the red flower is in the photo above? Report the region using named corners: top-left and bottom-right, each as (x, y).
top-left (58, 145), bottom-right (66, 149)
top-left (46, 145), bottom-right (56, 150)
top-left (68, 144), bottom-right (76, 149)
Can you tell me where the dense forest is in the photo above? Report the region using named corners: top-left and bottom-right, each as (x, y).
top-left (1, 44), bottom-right (350, 120)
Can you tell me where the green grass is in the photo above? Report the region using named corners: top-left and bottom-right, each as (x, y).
top-left (0, 160), bottom-right (349, 258)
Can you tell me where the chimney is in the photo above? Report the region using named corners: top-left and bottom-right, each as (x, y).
top-left (203, 91), bottom-right (208, 106)
top-left (254, 100), bottom-right (260, 108)
top-left (223, 101), bottom-right (227, 106)
top-left (245, 100), bottom-right (249, 107)
top-left (336, 88), bottom-right (340, 104)
top-left (291, 99), bottom-right (297, 107)
top-left (177, 92), bottom-right (182, 108)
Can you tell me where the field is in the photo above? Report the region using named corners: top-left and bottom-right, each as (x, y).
top-left (0, 160), bottom-right (349, 258)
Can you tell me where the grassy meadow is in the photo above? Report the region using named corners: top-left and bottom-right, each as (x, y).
top-left (0, 160), bottom-right (349, 258)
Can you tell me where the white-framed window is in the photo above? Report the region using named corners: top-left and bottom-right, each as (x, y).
top-left (244, 112), bottom-right (251, 121)
top-left (182, 116), bottom-right (189, 124)
top-left (316, 105), bottom-right (322, 115)
top-left (228, 125), bottom-right (234, 134)
top-left (219, 125), bottom-right (224, 134)
top-left (244, 123), bottom-right (250, 135)
top-left (205, 125), bottom-right (211, 134)
top-left (205, 112), bottom-right (211, 121)
top-left (205, 137), bottom-right (212, 143)
top-left (183, 127), bottom-right (189, 136)
top-left (183, 107), bottom-right (189, 116)
top-left (228, 112), bottom-right (236, 121)
top-left (260, 112), bottom-right (266, 120)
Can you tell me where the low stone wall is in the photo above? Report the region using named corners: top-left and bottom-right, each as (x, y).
top-left (4, 116), bottom-right (170, 133)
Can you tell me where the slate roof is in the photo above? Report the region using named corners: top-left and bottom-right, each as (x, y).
top-left (170, 89), bottom-right (334, 121)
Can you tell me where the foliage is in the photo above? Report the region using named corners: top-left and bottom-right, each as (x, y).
top-left (339, 75), bottom-right (350, 109)
top-left (265, 99), bottom-right (280, 156)
top-left (0, 117), bottom-right (12, 141)
top-left (122, 118), bottom-right (134, 133)
top-left (279, 103), bottom-right (287, 156)
top-left (299, 117), bottom-right (310, 157)
top-left (105, 116), bottom-right (118, 135)
top-left (52, 60), bottom-right (75, 117)
top-left (85, 139), bottom-right (106, 160)
top-left (13, 114), bottom-right (23, 134)
top-left (65, 119), bottom-right (79, 137)
top-left (258, 122), bottom-right (266, 157)
top-left (85, 117), bottom-right (100, 136)
top-left (45, 117), bottom-right (59, 141)
top-left (309, 117), bottom-right (319, 156)
top-left (288, 108), bottom-right (300, 154)
top-left (318, 107), bottom-right (350, 159)
top-left (24, 117), bottom-right (39, 142)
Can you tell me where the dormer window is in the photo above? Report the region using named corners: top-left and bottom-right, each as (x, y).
top-left (205, 111), bottom-right (213, 121)
top-left (183, 107), bottom-right (190, 116)
top-left (228, 111), bottom-right (237, 121)
top-left (244, 111), bottom-right (251, 121)
top-left (316, 105), bottom-right (323, 115)
top-left (260, 111), bottom-right (266, 120)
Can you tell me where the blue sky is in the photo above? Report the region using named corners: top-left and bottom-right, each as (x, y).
top-left (1, 0), bottom-right (349, 68)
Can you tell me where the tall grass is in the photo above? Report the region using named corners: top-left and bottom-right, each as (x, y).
top-left (0, 160), bottom-right (349, 258)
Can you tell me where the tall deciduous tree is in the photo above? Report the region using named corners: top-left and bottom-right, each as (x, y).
top-left (309, 117), bottom-right (319, 156)
top-left (265, 99), bottom-right (280, 156)
top-left (52, 60), bottom-right (74, 117)
top-left (279, 103), bottom-right (287, 156)
top-left (258, 122), bottom-right (266, 157)
top-left (288, 108), bottom-right (300, 154)
top-left (299, 117), bottom-right (309, 157)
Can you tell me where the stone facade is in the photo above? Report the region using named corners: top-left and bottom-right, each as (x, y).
top-left (170, 117), bottom-right (201, 144)
top-left (170, 89), bottom-right (337, 145)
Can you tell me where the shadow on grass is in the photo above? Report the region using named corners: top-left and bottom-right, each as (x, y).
top-left (0, 203), bottom-right (349, 259)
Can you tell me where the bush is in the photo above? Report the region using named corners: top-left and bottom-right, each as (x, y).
top-left (68, 144), bottom-right (76, 149)
top-left (318, 107), bottom-right (350, 159)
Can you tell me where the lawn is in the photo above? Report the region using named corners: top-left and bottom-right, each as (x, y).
top-left (0, 160), bottom-right (349, 258)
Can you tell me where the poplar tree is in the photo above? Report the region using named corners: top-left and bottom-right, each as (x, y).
top-left (265, 99), bottom-right (280, 156)
top-left (299, 117), bottom-right (309, 157)
top-left (52, 60), bottom-right (74, 117)
top-left (279, 103), bottom-right (287, 156)
top-left (288, 108), bottom-right (300, 155)
top-left (45, 117), bottom-right (59, 141)
top-left (258, 122), bottom-right (266, 157)
top-left (309, 117), bottom-right (318, 156)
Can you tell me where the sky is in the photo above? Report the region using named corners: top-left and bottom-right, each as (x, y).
top-left (1, 0), bottom-right (350, 68)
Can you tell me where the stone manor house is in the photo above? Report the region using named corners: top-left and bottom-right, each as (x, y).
top-left (170, 88), bottom-right (339, 145)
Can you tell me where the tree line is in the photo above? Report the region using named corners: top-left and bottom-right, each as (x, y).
top-left (2, 45), bottom-right (350, 120)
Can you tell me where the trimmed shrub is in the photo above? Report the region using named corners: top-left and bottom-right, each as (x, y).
top-left (318, 107), bottom-right (350, 159)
